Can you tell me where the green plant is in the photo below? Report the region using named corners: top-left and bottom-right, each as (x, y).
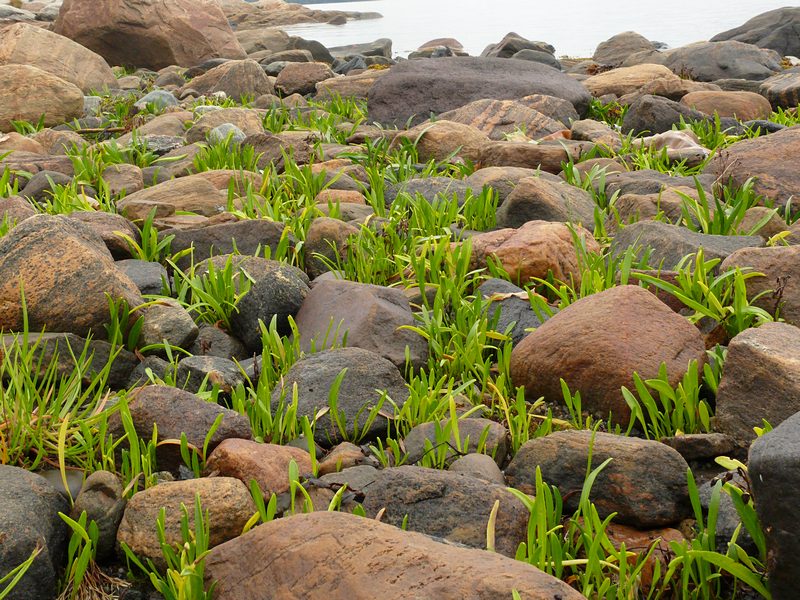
top-left (677, 177), bottom-right (772, 235)
top-left (192, 132), bottom-right (263, 172)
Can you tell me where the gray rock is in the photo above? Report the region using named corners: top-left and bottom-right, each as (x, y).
top-left (478, 278), bottom-right (550, 346)
top-left (482, 33), bottom-right (555, 59)
top-left (319, 465), bottom-right (379, 491)
top-left (593, 31), bottom-right (657, 67)
top-left (20, 170), bottom-right (72, 202)
top-left (662, 41), bottom-right (781, 82)
top-left (115, 259), bottom-right (168, 296)
top-left (139, 299), bottom-right (199, 350)
top-left (511, 49), bottom-right (561, 70)
top-left (698, 472), bottom-right (755, 555)
top-left (384, 177), bottom-right (473, 207)
top-left (711, 7), bottom-right (800, 58)
top-left (621, 94), bottom-right (707, 135)
top-left (449, 453), bottom-right (506, 484)
top-left (0, 465), bottom-right (68, 600)
top-left (134, 89), bottom-right (178, 111)
top-left (329, 38), bottom-right (392, 60)
top-left (270, 347), bottom-right (409, 448)
top-left (749, 410), bottom-right (800, 598)
top-left (208, 123), bottom-right (246, 146)
top-left (189, 324), bottom-right (249, 361)
top-left (176, 355), bottom-right (245, 394)
top-left (402, 418), bottom-right (509, 466)
top-left (495, 175), bottom-right (595, 228)
top-left (71, 471), bottom-right (126, 561)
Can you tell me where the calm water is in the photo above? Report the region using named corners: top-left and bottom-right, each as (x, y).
top-left (284, 0), bottom-right (792, 58)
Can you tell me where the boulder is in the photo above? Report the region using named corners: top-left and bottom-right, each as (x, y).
top-left (437, 99), bottom-right (564, 141)
top-left (510, 285), bottom-right (707, 423)
top-left (705, 126), bottom-right (800, 209)
top-left (402, 418), bottom-right (509, 466)
top-left (54, 0), bottom-right (246, 70)
top-left (482, 32), bottom-right (555, 59)
top-left (679, 90), bottom-right (772, 121)
top-left (759, 72), bottom-right (800, 110)
top-left (362, 466), bottom-right (528, 557)
top-left (593, 31), bottom-right (657, 67)
top-left (295, 279), bottom-right (428, 372)
top-left (367, 57), bottom-right (591, 127)
top-left (0, 65), bottom-right (83, 131)
top-left (714, 323), bottom-right (800, 446)
top-left (661, 41), bottom-right (781, 82)
top-left (302, 217), bottom-right (360, 279)
top-left (203, 511), bottom-right (584, 600)
top-left (182, 59), bottom-right (274, 101)
top-left (270, 347), bottom-right (409, 448)
top-left (495, 176), bottom-right (595, 227)
top-left (748, 409), bottom-right (800, 599)
top-left (506, 430), bottom-right (690, 527)
top-left (621, 94), bottom-right (707, 135)
top-left (0, 23), bottom-right (116, 92)
top-left (0, 214), bottom-right (142, 337)
top-left (467, 220), bottom-right (599, 285)
top-left (116, 477), bottom-right (254, 569)
top-left (275, 61), bottom-right (335, 96)
top-left (0, 466), bottom-right (68, 600)
top-left (71, 471), bottom-right (126, 561)
top-left (465, 166), bottom-right (543, 204)
top-left (711, 7), bottom-right (800, 58)
top-left (583, 64), bottom-right (679, 97)
top-left (479, 278), bottom-right (551, 346)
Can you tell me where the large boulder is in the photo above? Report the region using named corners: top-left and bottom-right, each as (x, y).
top-left (661, 41), bottom-right (781, 82)
top-left (510, 285), bottom-right (707, 423)
top-left (620, 94), bottom-right (707, 135)
top-left (0, 23), bottom-right (116, 93)
top-left (203, 511), bottom-right (584, 600)
top-left (0, 65), bottom-right (83, 131)
top-left (182, 59), bottom-right (274, 101)
top-left (714, 323), bottom-right (800, 447)
top-left (583, 64), bottom-right (679, 97)
top-left (54, 0), bottom-right (247, 70)
top-left (679, 90), bottom-right (772, 121)
top-left (437, 99), bottom-right (564, 141)
top-left (0, 214), bottom-right (142, 337)
top-left (0, 466), bottom-right (68, 600)
top-left (367, 57), bottom-right (591, 127)
top-left (593, 31), bottom-right (657, 67)
top-left (705, 126), bottom-right (800, 209)
top-left (506, 431), bottom-right (690, 527)
top-left (711, 7), bottom-right (800, 58)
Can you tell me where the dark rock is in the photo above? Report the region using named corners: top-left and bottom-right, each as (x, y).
top-left (303, 217), bottom-right (359, 279)
top-left (495, 175), bottom-right (595, 227)
top-left (384, 177), bottom-right (473, 207)
top-left (478, 278), bottom-right (550, 346)
top-left (711, 7), bottom-right (800, 58)
top-left (759, 72), bottom-right (800, 110)
top-left (659, 433), bottom-right (737, 462)
top-left (402, 418), bottom-right (509, 466)
top-left (270, 347), bottom-right (409, 448)
top-left (115, 259), bottom-right (168, 296)
top-left (662, 41), bottom-right (781, 82)
top-left (189, 324), bottom-right (248, 361)
top-left (71, 471), bottom-right (126, 561)
top-left (511, 49), bottom-right (561, 70)
top-left (367, 57), bottom-right (592, 127)
top-left (138, 299), bottom-right (199, 350)
top-left (176, 355), bottom-right (244, 394)
top-left (621, 94), bottom-right (707, 135)
top-left (506, 430), bottom-right (690, 527)
top-left (482, 33), bottom-right (555, 59)
top-left (20, 170), bottom-right (72, 202)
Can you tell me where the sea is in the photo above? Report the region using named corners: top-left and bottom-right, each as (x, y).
top-left (282, 0), bottom-right (792, 58)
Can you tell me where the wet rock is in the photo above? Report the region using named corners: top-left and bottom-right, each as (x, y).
top-left (506, 430), bottom-right (690, 527)
top-left (510, 285), bottom-right (707, 424)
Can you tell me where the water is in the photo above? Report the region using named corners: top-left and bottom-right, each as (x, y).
top-left (283, 0), bottom-right (790, 58)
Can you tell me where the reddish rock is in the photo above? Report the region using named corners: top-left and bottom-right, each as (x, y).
top-left (275, 62), bottom-right (335, 96)
top-left (438, 99), bottom-right (564, 141)
top-left (391, 120), bottom-right (488, 164)
top-left (679, 90), bottom-right (771, 120)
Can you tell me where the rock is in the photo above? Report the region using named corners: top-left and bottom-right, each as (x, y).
top-left (54, 0), bottom-right (246, 70)
top-left (186, 108), bottom-right (264, 144)
top-left (229, 262), bottom-right (309, 353)
top-left (167, 219), bottom-right (289, 269)
top-left (660, 433), bottom-right (736, 462)
top-left (506, 430), bottom-right (690, 527)
top-left (270, 347), bottom-right (409, 448)
top-left (315, 68), bottom-right (388, 101)
top-left (478, 140), bottom-right (579, 173)
top-left (611, 220), bottom-right (764, 268)
top-left (362, 466), bottom-right (528, 557)
top-left (0, 214), bottom-right (143, 337)
top-left (176, 355), bottom-right (244, 394)
top-left (479, 278), bottom-right (550, 346)
top-left (302, 216), bottom-right (359, 279)
top-left (621, 94), bottom-right (707, 135)
top-left (465, 166), bottom-right (542, 204)
top-left (368, 57), bottom-right (591, 127)
top-left (714, 323), bottom-right (800, 446)
top-left (748, 409), bottom-right (800, 599)
top-left (329, 38), bottom-right (393, 59)
top-left (101, 163), bottom-right (144, 196)
top-left (203, 511), bottom-right (583, 600)
top-left (107, 385), bottom-right (252, 472)
top-left (0, 196), bottom-right (35, 227)
top-left (510, 285), bottom-right (707, 423)
top-left (711, 7), bottom-right (800, 58)
top-left (512, 49), bottom-right (561, 70)
top-left (662, 41), bottom-right (781, 82)
top-left (679, 90), bottom-right (772, 120)
top-left (384, 177), bottom-right (473, 207)
top-left (467, 220), bottom-right (599, 285)
top-left (71, 471), bottom-right (126, 561)
top-left (402, 418), bottom-right (509, 466)
top-left (482, 33), bottom-right (555, 59)
top-left (0, 132), bottom-right (45, 155)
top-left (0, 466), bottom-right (68, 600)
top-left (437, 99), bottom-right (564, 141)
top-left (720, 245), bottom-right (800, 325)
top-left (391, 120), bottom-right (488, 164)
top-left (275, 62), bottom-right (335, 96)
top-left (449, 453), bottom-right (506, 484)
top-left (117, 477), bottom-right (254, 569)
top-left (189, 323), bottom-right (248, 361)
top-left (0, 23), bottom-right (116, 93)
top-left (65, 211), bottom-right (141, 260)
top-left (115, 259), bottom-right (168, 296)
top-left (593, 32), bottom-right (657, 67)
top-left (295, 279), bottom-right (428, 372)
top-left (518, 93), bottom-right (580, 126)
top-left (182, 60), bottom-right (274, 101)
top-left (0, 65), bottom-right (83, 131)
top-left (495, 175), bottom-right (595, 227)
top-left (138, 299), bottom-right (199, 350)
top-left (759, 72), bottom-right (800, 110)
top-left (134, 89), bottom-right (179, 111)
top-left (584, 64), bottom-right (680, 97)
top-left (205, 439), bottom-right (313, 495)
top-left (705, 126), bottom-right (800, 209)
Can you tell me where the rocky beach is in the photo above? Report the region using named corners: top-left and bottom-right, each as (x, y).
top-left (0, 1), bottom-right (799, 599)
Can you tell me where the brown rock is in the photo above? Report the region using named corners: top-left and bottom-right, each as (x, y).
top-left (583, 64), bottom-right (680, 97)
top-left (468, 220), bottom-right (599, 284)
top-left (0, 195), bottom-right (35, 226)
top-left (182, 59), bottom-right (274, 101)
top-left (391, 120), bottom-right (488, 164)
top-left (679, 90), bottom-right (772, 120)
top-left (759, 71), bottom-right (800, 110)
top-left (706, 126), bottom-right (800, 208)
top-left (720, 245), bottom-right (799, 325)
top-left (479, 140), bottom-right (578, 173)
top-left (715, 322), bottom-right (800, 446)
top-left (0, 65), bottom-right (83, 132)
top-left (275, 62), bottom-right (335, 96)
top-left (437, 99), bottom-right (564, 141)
top-left (205, 439), bottom-right (313, 495)
top-left (65, 210), bottom-right (141, 260)
top-left (0, 214), bottom-right (142, 336)
top-left (464, 166), bottom-right (542, 204)
top-left (314, 68), bottom-right (388, 101)
top-left (186, 108), bottom-right (265, 144)
top-left (117, 477), bottom-right (254, 569)
top-left (101, 163), bottom-right (144, 197)
top-left (510, 285), bottom-right (707, 423)
top-left (318, 442), bottom-right (369, 475)
top-left (506, 430), bottom-right (690, 527)
top-left (54, 0), bottom-right (246, 70)
top-left (0, 23), bottom-right (116, 92)
top-left (593, 31), bottom-right (657, 68)
top-left (204, 511), bottom-right (584, 600)
top-left (315, 189), bottom-right (366, 205)
top-left (303, 216), bottom-right (359, 279)
top-left (0, 132), bottom-right (45, 155)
